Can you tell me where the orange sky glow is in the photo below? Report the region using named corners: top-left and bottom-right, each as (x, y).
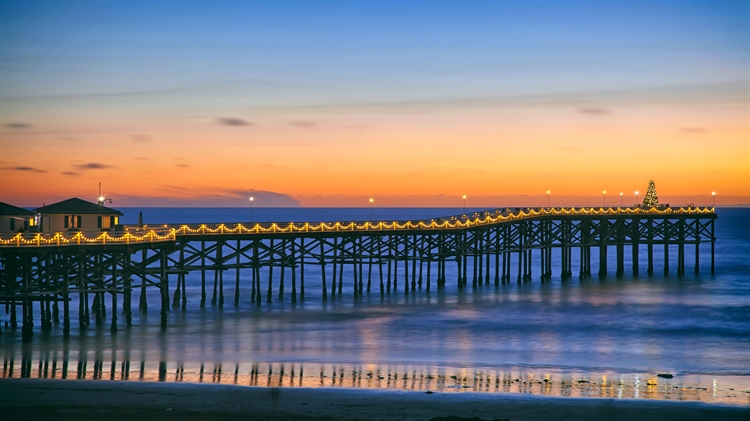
top-left (1, 2), bottom-right (748, 208)
top-left (2, 104), bottom-right (747, 208)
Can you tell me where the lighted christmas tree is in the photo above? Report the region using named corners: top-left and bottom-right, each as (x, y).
top-left (642, 179), bottom-right (659, 207)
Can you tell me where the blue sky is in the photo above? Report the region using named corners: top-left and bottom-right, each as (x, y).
top-left (3, 1), bottom-right (746, 102)
top-left (1, 0), bottom-right (748, 206)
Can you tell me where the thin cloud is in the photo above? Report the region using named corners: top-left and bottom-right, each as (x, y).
top-left (161, 185), bottom-right (193, 192)
top-left (62, 171), bottom-right (80, 176)
top-left (681, 127), bottom-right (706, 133)
top-left (132, 135), bottom-right (152, 142)
top-left (72, 162), bottom-right (114, 170)
top-left (289, 120), bottom-right (316, 128)
top-left (265, 81), bottom-right (746, 114)
top-left (4, 123), bottom-right (32, 129)
top-left (132, 157), bottom-right (151, 160)
top-left (175, 164), bottom-right (190, 168)
top-left (115, 186), bottom-right (301, 207)
top-left (217, 117), bottom-right (252, 126)
top-left (3, 166), bottom-right (46, 173)
top-left (342, 123), bottom-right (368, 130)
top-left (577, 107), bottom-right (609, 115)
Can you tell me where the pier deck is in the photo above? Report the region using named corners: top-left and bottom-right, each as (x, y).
top-left (0, 206), bottom-right (717, 339)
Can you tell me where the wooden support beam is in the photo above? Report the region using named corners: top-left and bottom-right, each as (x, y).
top-left (235, 239), bottom-right (241, 306)
top-left (160, 249), bottom-right (168, 330)
top-left (110, 253), bottom-right (118, 332)
top-left (200, 241), bottom-right (207, 308)
top-left (0, 210), bottom-right (718, 336)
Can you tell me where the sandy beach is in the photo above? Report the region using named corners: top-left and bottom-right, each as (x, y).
top-left (1, 378), bottom-right (747, 421)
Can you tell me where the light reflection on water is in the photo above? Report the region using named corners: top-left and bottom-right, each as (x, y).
top-left (1, 208), bottom-right (748, 405)
top-left (1, 281), bottom-right (749, 406)
top-left (3, 354), bottom-right (748, 404)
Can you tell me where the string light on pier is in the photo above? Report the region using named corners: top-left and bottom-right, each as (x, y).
top-left (0, 203), bottom-right (718, 340)
top-left (0, 206), bottom-right (716, 248)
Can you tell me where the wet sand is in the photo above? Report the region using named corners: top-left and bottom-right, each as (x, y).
top-left (1, 378), bottom-right (748, 421)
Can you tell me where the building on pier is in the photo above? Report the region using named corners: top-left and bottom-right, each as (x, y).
top-left (33, 198), bottom-right (123, 233)
top-left (0, 202), bottom-right (35, 234)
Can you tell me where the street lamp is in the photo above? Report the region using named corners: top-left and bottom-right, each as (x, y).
top-left (635, 191), bottom-right (639, 206)
top-left (547, 190), bottom-right (550, 208)
top-left (462, 195), bottom-right (467, 214)
top-left (602, 190), bottom-right (606, 207)
top-left (249, 196), bottom-right (254, 222)
top-left (97, 182), bottom-right (111, 207)
top-left (620, 192), bottom-right (623, 207)
top-left (712, 191), bottom-right (716, 208)
top-left (369, 197), bottom-right (374, 221)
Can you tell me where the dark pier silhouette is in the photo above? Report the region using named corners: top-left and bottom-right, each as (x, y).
top-left (0, 206), bottom-right (717, 339)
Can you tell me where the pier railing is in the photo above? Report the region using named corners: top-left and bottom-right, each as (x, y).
top-left (0, 206), bottom-right (714, 248)
top-left (0, 205), bottom-right (718, 338)
top-left (0, 229), bottom-right (177, 248)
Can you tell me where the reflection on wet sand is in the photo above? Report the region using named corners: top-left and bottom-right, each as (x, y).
top-left (3, 355), bottom-right (748, 405)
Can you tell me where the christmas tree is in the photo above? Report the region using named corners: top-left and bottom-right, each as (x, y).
top-left (642, 179), bottom-right (659, 207)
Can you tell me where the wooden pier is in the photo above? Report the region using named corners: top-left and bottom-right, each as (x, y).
top-left (0, 206), bottom-right (717, 339)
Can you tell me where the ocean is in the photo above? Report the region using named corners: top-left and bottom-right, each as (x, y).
top-left (1, 207), bottom-right (748, 404)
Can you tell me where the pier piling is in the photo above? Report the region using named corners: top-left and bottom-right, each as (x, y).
top-left (0, 206), bottom-right (717, 337)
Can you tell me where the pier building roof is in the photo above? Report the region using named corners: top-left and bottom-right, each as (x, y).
top-left (0, 202), bottom-right (35, 216)
top-left (34, 198), bottom-right (123, 215)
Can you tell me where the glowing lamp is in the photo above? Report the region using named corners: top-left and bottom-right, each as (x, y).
top-left (249, 196), bottom-right (254, 222)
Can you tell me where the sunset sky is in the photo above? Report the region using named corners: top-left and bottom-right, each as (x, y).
top-left (1, 1), bottom-right (748, 207)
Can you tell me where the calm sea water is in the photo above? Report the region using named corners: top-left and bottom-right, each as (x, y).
top-left (2, 207), bottom-right (749, 404)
